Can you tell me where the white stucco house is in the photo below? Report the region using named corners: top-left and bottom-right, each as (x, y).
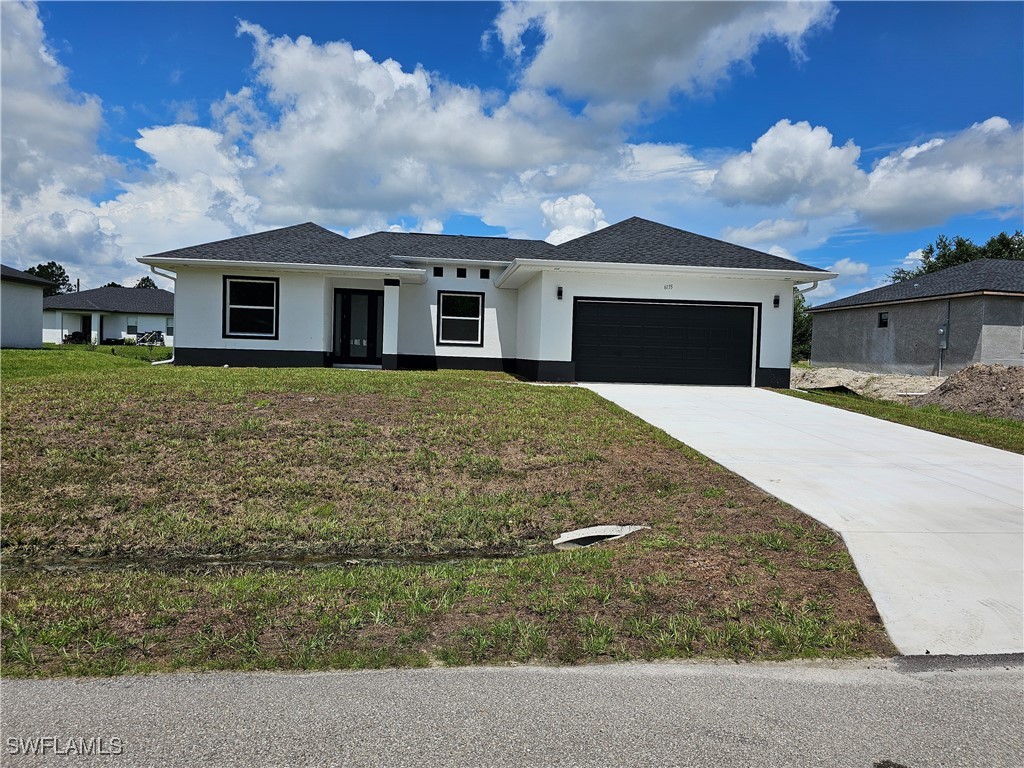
top-left (136, 217), bottom-right (835, 387)
top-left (1, 265), bottom-right (53, 349)
top-left (43, 287), bottom-right (175, 345)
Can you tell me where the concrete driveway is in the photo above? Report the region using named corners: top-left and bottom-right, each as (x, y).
top-left (583, 384), bottom-right (1023, 656)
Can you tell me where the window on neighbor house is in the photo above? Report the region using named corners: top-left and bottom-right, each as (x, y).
top-left (433, 266), bottom-right (443, 277)
top-left (437, 291), bottom-right (483, 346)
top-left (166, 317), bottom-right (174, 337)
top-left (878, 312), bottom-right (889, 329)
top-left (126, 316), bottom-right (138, 335)
top-left (480, 268), bottom-right (490, 280)
top-left (223, 276), bottom-right (279, 339)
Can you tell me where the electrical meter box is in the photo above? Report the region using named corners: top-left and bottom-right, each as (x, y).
top-left (938, 322), bottom-right (949, 350)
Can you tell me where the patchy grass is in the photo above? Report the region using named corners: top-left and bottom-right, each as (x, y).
top-left (3, 345), bottom-right (167, 379)
top-left (1, 348), bottom-right (894, 676)
top-left (776, 387), bottom-right (1024, 454)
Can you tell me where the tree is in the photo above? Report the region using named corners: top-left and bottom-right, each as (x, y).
top-left (103, 281), bottom-right (123, 288)
top-left (792, 289), bottom-right (812, 363)
top-left (889, 230), bottom-right (1024, 283)
top-left (25, 261), bottom-right (73, 297)
top-left (134, 276), bottom-right (158, 289)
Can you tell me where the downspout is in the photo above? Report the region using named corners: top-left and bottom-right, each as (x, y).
top-left (796, 281), bottom-right (819, 295)
top-left (148, 265), bottom-right (176, 366)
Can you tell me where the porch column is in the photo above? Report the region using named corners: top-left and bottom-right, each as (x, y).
top-left (90, 312), bottom-right (101, 344)
top-left (382, 279), bottom-right (400, 370)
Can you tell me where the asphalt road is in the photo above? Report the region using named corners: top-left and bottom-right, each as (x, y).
top-left (2, 657), bottom-right (1022, 768)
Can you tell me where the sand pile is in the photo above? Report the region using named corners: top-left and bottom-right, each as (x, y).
top-left (790, 367), bottom-right (946, 402)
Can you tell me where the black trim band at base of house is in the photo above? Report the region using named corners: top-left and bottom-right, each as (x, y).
top-left (397, 354), bottom-right (518, 375)
top-left (754, 367), bottom-right (791, 388)
top-left (176, 348), bottom-right (329, 368)
top-left (515, 359), bottom-right (576, 383)
top-left (175, 348), bottom-right (788, 387)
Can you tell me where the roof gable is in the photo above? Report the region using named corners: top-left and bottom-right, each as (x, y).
top-left (544, 217), bottom-right (828, 272)
top-left (809, 259), bottom-right (1024, 311)
top-left (43, 287), bottom-right (174, 314)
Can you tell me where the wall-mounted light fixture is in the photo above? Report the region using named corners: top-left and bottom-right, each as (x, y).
top-left (557, 287), bottom-right (564, 300)
top-left (773, 294), bottom-right (780, 308)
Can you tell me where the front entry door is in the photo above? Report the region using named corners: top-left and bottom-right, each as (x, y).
top-left (335, 290), bottom-right (384, 364)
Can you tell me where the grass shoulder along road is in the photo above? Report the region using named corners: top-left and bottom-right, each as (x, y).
top-left (1, 348), bottom-right (894, 676)
top-left (775, 387), bottom-right (1024, 454)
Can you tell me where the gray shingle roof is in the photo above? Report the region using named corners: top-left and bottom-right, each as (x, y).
top-left (808, 259), bottom-right (1024, 312)
top-left (354, 231), bottom-right (550, 262)
top-left (44, 287), bottom-right (174, 314)
top-left (1, 264), bottom-right (55, 287)
top-left (540, 217), bottom-right (828, 272)
top-left (142, 222), bottom-right (397, 268)
top-left (137, 217), bottom-right (827, 273)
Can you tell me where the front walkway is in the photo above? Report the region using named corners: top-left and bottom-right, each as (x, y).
top-left (583, 384), bottom-right (1024, 656)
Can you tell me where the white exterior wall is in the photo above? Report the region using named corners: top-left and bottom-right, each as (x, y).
top-left (397, 266), bottom-right (517, 359)
top-left (520, 269), bottom-right (795, 369)
top-left (1, 281), bottom-right (44, 348)
top-left (175, 267), bottom-right (328, 351)
top-left (514, 274), bottom-right (543, 361)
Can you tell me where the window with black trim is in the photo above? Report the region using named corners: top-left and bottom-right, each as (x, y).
top-left (126, 316), bottom-right (138, 335)
top-left (433, 266), bottom-right (443, 277)
top-left (480, 268), bottom-right (490, 279)
top-left (456, 267), bottom-right (467, 278)
top-left (223, 276), bottom-right (279, 339)
top-left (878, 312), bottom-right (889, 328)
top-left (437, 291), bottom-right (483, 346)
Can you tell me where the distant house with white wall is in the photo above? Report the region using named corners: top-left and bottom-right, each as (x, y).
top-left (136, 217), bottom-right (834, 387)
top-left (1, 265), bottom-right (53, 349)
top-left (43, 287), bottom-right (175, 345)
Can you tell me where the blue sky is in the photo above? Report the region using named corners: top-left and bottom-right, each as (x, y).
top-left (2, 1), bottom-right (1021, 300)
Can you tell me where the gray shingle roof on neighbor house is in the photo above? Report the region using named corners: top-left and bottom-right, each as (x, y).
top-left (808, 259), bottom-right (1024, 312)
top-left (44, 287), bottom-right (174, 314)
top-left (1, 264), bottom-right (56, 287)
top-left (538, 217), bottom-right (829, 272)
top-left (354, 231), bottom-right (551, 262)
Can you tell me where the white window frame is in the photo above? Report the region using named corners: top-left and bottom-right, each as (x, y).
top-left (436, 291), bottom-right (484, 346)
top-left (223, 276), bottom-right (279, 339)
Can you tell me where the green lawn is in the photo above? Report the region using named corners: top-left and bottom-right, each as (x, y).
top-left (775, 387), bottom-right (1024, 454)
top-left (0, 348), bottom-right (894, 676)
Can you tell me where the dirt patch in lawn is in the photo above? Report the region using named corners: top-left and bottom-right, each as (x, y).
top-left (912, 363), bottom-right (1024, 421)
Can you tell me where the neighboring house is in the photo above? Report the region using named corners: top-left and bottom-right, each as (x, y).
top-left (136, 217), bottom-right (834, 387)
top-left (1, 265), bottom-right (54, 349)
top-left (43, 287), bottom-right (175, 345)
top-left (808, 259), bottom-right (1024, 375)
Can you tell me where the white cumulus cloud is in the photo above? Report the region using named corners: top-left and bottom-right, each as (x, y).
top-left (541, 194), bottom-right (608, 245)
top-left (490, 1), bottom-right (835, 105)
top-left (713, 119), bottom-right (866, 214)
top-left (722, 218), bottom-right (809, 245)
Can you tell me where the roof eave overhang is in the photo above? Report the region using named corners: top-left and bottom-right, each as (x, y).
top-left (391, 255), bottom-right (513, 268)
top-left (807, 289), bottom-right (1024, 313)
top-left (494, 258), bottom-right (836, 289)
top-left (136, 257), bottom-right (428, 284)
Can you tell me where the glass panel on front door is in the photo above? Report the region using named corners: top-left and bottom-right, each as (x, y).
top-left (349, 293), bottom-right (369, 359)
top-left (335, 290), bottom-right (384, 365)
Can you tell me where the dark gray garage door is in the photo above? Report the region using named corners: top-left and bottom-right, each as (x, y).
top-left (572, 300), bottom-right (755, 385)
